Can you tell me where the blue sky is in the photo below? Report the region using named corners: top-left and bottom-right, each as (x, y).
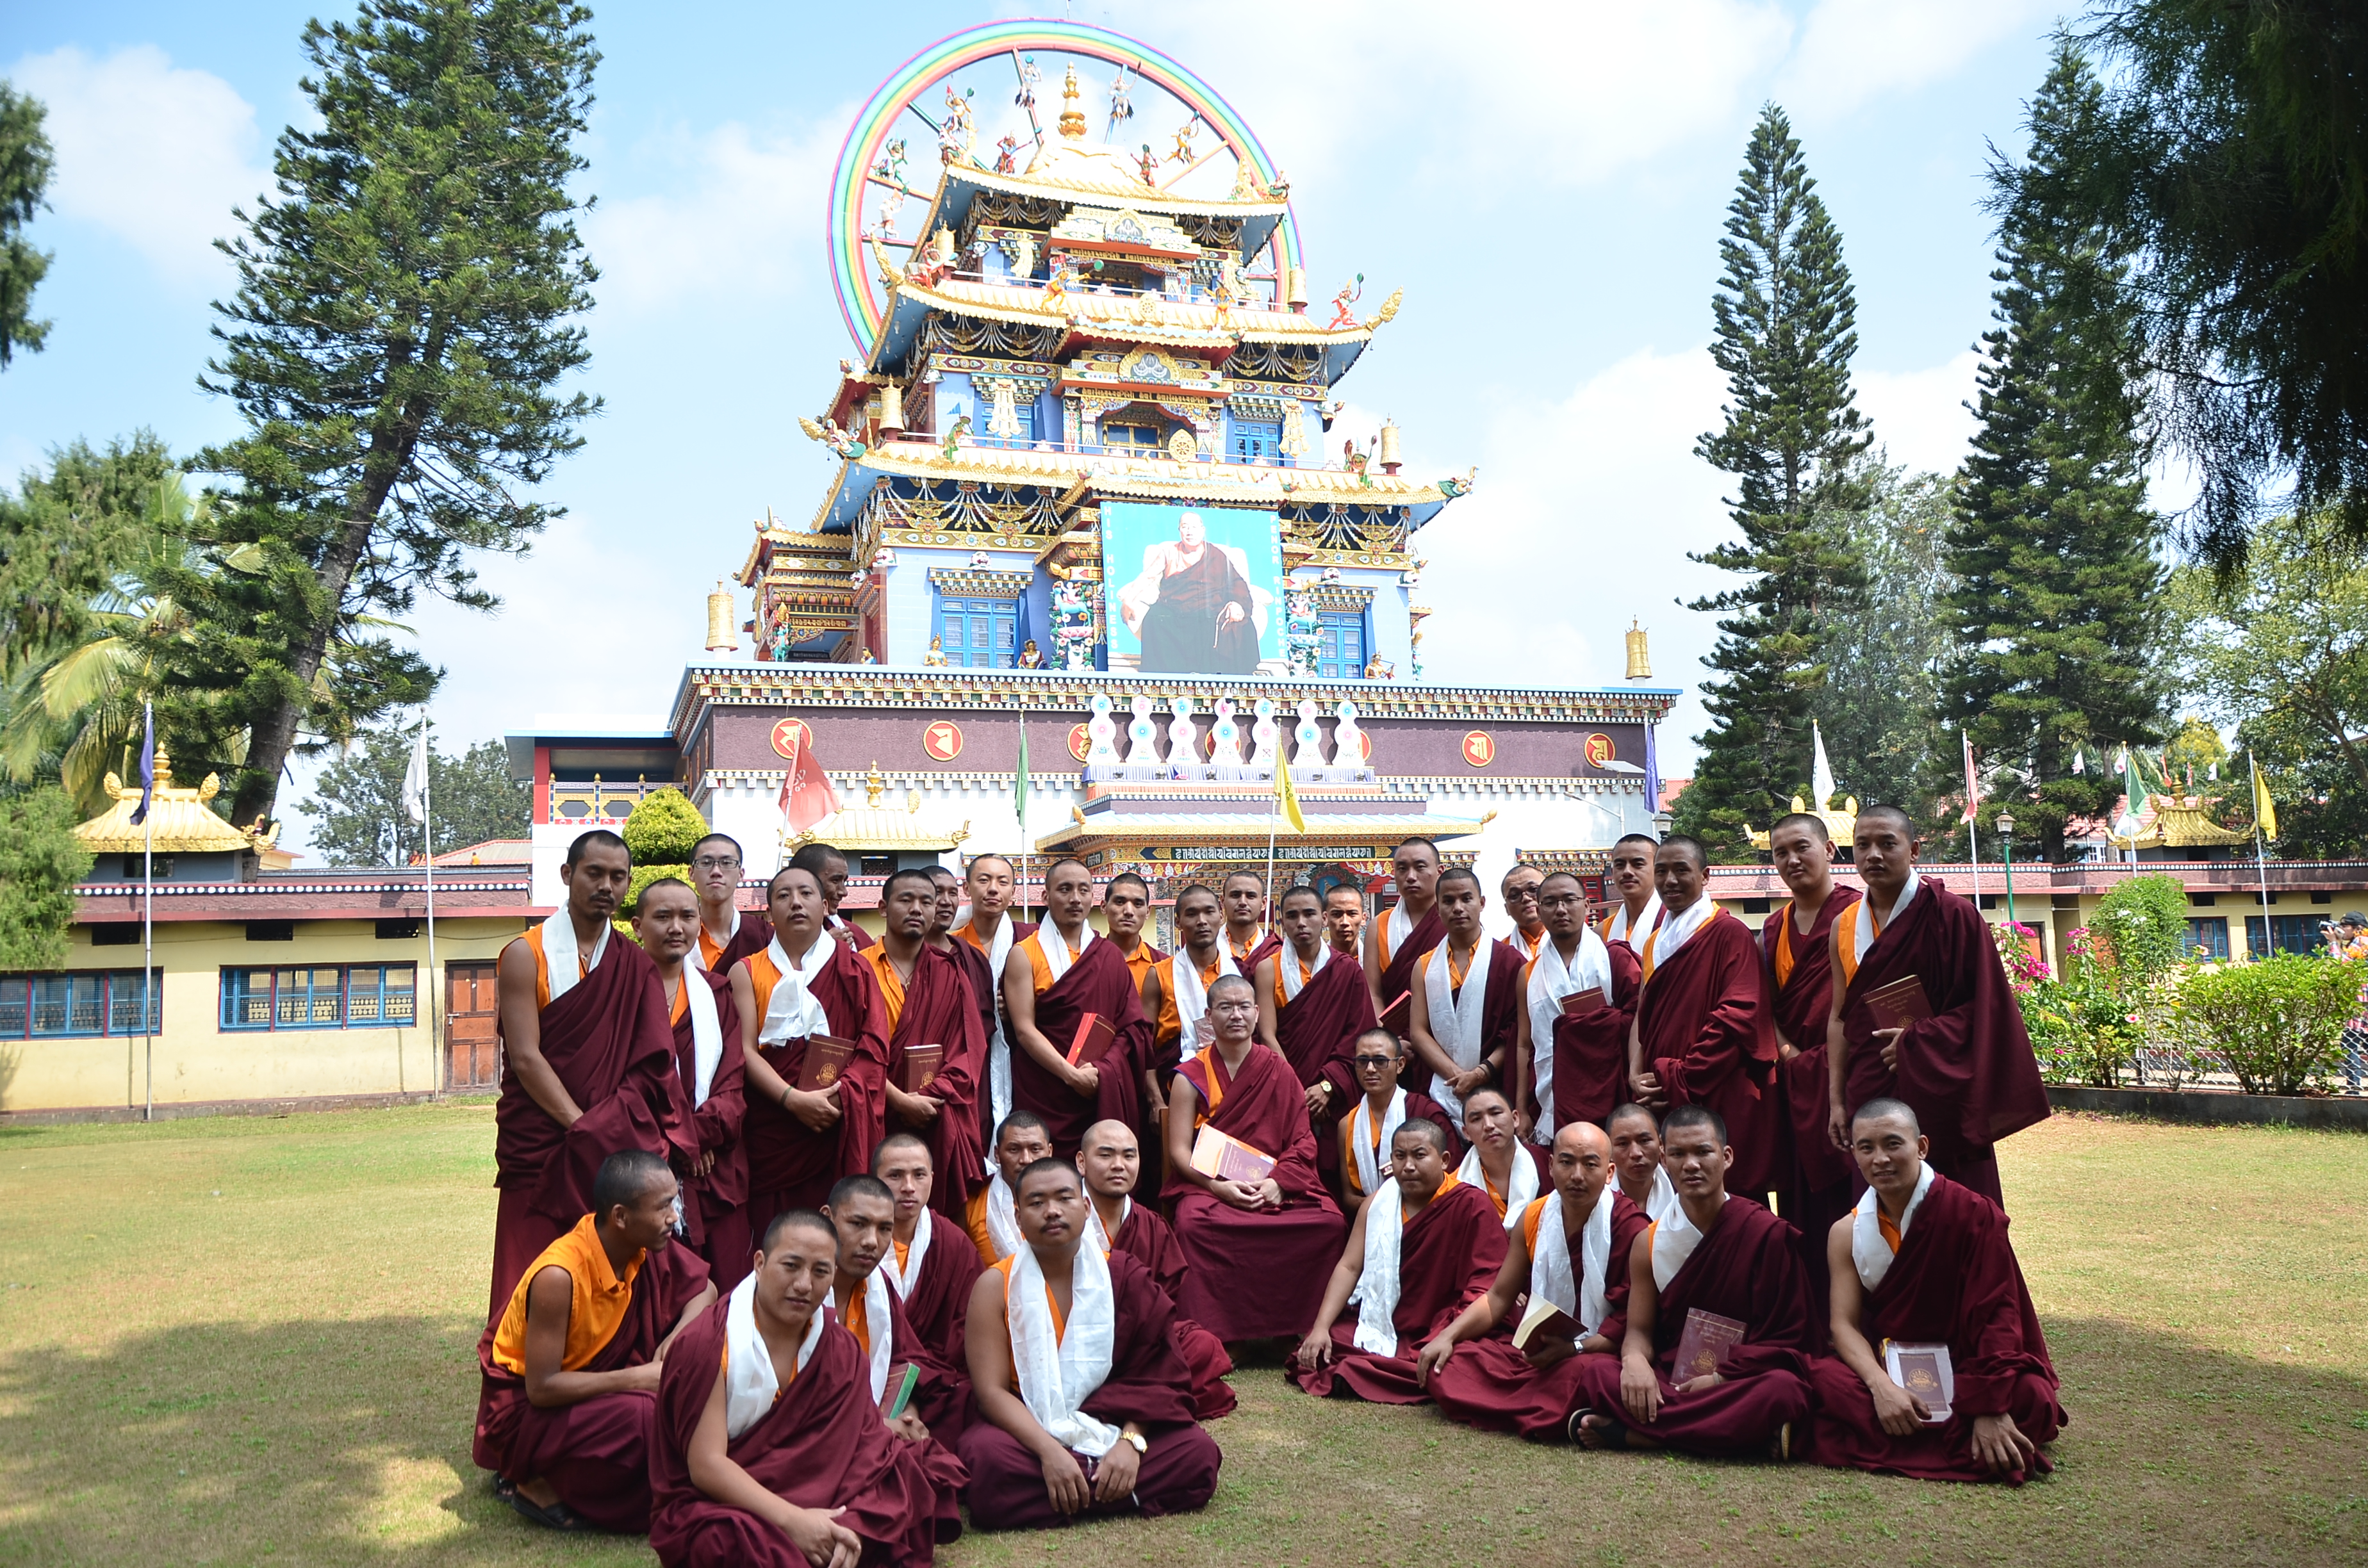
top-left (2, 1), bottom-right (2075, 854)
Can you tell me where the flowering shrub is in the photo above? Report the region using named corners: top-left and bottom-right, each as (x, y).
top-left (1991, 920), bottom-right (2051, 990)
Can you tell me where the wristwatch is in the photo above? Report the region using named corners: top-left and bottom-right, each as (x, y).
top-left (1121, 1430), bottom-right (1148, 1455)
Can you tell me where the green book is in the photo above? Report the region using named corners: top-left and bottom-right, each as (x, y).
top-left (880, 1361), bottom-right (919, 1421)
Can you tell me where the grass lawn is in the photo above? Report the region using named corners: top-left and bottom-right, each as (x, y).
top-left (0, 1106), bottom-right (2362, 1567)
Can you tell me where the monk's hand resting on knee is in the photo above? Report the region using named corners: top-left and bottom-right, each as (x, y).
top-left (781, 1504), bottom-right (858, 1567)
top-left (1090, 1433), bottom-right (1141, 1504)
top-left (1039, 1444), bottom-right (1092, 1515)
top-left (1294, 1327), bottom-right (1336, 1371)
top-left (1619, 1351), bottom-right (1661, 1425)
top-left (1970, 1412), bottom-right (2036, 1476)
top-left (1414, 1334), bottom-right (1459, 1385)
top-left (1871, 1372), bottom-right (1928, 1437)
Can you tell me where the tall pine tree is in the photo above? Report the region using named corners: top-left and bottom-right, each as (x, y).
top-left (1942, 45), bottom-right (2167, 864)
top-left (1674, 105), bottom-right (1871, 859)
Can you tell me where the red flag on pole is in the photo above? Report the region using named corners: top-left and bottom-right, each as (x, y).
top-left (777, 726), bottom-right (840, 837)
top-left (1960, 731), bottom-right (1981, 824)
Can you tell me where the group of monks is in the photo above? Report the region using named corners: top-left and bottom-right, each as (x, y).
top-left (471, 806), bottom-right (2066, 1562)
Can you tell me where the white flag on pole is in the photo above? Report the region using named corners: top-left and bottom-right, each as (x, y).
top-left (403, 724), bottom-right (431, 826)
top-left (1810, 719), bottom-right (1837, 812)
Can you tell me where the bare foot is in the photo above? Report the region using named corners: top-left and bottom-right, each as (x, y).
top-left (516, 1476), bottom-right (561, 1508)
top-left (1573, 1412), bottom-right (1622, 1450)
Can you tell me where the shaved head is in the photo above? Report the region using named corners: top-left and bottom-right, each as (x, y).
top-left (1770, 811), bottom-right (1828, 843)
top-left (1556, 1120), bottom-right (1613, 1161)
top-left (1859, 803), bottom-right (1916, 833)
top-left (1080, 1118), bottom-right (1135, 1150)
top-left (1851, 1096), bottom-right (1922, 1135)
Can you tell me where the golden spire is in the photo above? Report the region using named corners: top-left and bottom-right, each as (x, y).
top-left (1625, 619), bottom-right (1652, 680)
top-left (1057, 65), bottom-right (1087, 140)
top-left (705, 579), bottom-right (736, 653)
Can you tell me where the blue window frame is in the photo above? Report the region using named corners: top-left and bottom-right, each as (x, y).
top-left (982, 402), bottom-right (1038, 447)
top-left (937, 596), bottom-right (1018, 669)
top-left (219, 964), bottom-right (417, 1031)
top-left (1319, 611), bottom-right (1367, 680)
top-left (2183, 917), bottom-right (2230, 961)
top-left (0, 970), bottom-right (160, 1039)
top-left (1100, 420), bottom-right (1165, 455)
top-left (1229, 418), bottom-right (1281, 463)
top-left (2243, 914), bottom-right (2323, 958)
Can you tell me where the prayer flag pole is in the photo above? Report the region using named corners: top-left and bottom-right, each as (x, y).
top-left (422, 715), bottom-right (436, 1096)
top-left (2251, 749), bottom-right (2274, 959)
top-left (140, 700), bottom-right (154, 1123)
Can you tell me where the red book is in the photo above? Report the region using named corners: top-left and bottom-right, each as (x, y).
top-left (1189, 1124), bottom-right (1278, 1184)
top-left (795, 1033), bottom-right (857, 1094)
top-left (1066, 1012), bottom-right (1118, 1066)
top-left (898, 1044), bottom-right (943, 1094)
top-left (1863, 974), bottom-right (1933, 1031)
top-left (1559, 986), bottom-right (1606, 1018)
top-left (1672, 1308), bottom-right (1747, 1382)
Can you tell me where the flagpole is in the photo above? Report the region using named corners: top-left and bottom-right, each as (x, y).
top-left (420, 714), bottom-right (435, 1098)
top-left (1017, 702), bottom-right (1029, 924)
top-left (142, 699), bottom-right (153, 1125)
top-left (2251, 749), bottom-right (2273, 960)
top-left (1265, 754), bottom-right (1280, 919)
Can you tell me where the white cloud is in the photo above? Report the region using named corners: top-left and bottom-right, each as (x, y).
top-left (10, 45), bottom-right (264, 282)
top-left (1857, 348), bottom-right (1982, 475)
top-left (1779, 0), bottom-right (2057, 119)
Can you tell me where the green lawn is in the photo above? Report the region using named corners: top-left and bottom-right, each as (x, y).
top-left (0, 1106), bottom-right (2362, 1566)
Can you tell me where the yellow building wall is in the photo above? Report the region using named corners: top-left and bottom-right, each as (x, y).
top-left (1, 917), bottom-right (528, 1115)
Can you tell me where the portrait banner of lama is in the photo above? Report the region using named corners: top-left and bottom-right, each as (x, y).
top-left (1105, 501), bottom-right (1281, 676)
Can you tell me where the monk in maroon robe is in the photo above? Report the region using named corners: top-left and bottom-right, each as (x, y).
top-left (928, 868), bottom-right (999, 1107)
top-left (873, 1132), bottom-right (985, 1373)
top-left (1079, 1117), bottom-right (1237, 1420)
top-left (1629, 837), bottom-right (1782, 1199)
top-left (649, 1210), bottom-right (965, 1567)
top-left (1258, 886), bottom-right (1380, 1182)
top-left (1404, 869), bottom-right (1526, 1125)
top-left (491, 830), bottom-right (691, 1319)
top-left (792, 841), bottom-right (880, 954)
top-left (960, 1160), bottom-right (1222, 1530)
top-left (1517, 871), bottom-right (1644, 1137)
top-left (1164, 975), bottom-right (1349, 1342)
top-left (689, 833), bottom-right (771, 975)
top-left (866, 870), bottom-right (989, 1222)
top-left (636, 878), bottom-right (753, 1291)
top-left (475, 1152), bottom-right (716, 1531)
top-left (1290, 1120), bottom-right (1504, 1402)
top-left (825, 1173), bottom-right (972, 1446)
top-left (1335, 1029), bottom-right (1464, 1211)
top-left (1221, 871), bottom-right (1284, 972)
top-left (1365, 838), bottom-right (1447, 1042)
top-left (1573, 1106), bottom-right (1814, 1458)
top-left (1827, 807), bottom-right (2051, 1209)
top-left (731, 867), bottom-right (891, 1235)
top-left (1813, 1098), bottom-right (2064, 1483)
top-left (1130, 512), bottom-right (1263, 674)
top-left (1002, 860), bottom-right (1153, 1161)
top-left (1422, 1123), bottom-right (1652, 1440)
top-left (1760, 813), bottom-right (1861, 1303)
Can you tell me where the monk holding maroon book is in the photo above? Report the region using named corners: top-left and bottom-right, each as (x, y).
top-left (1100, 872), bottom-right (1164, 996)
top-left (823, 1173), bottom-right (971, 1444)
top-left (490, 829), bottom-right (689, 1318)
top-left (1516, 871), bottom-right (1640, 1143)
top-left (1255, 885), bottom-right (1379, 1162)
top-left (1572, 1105), bottom-right (1814, 1457)
top-left (1165, 975), bottom-right (1348, 1344)
top-left (1813, 1098), bottom-right (2064, 1483)
top-left (648, 1209), bottom-right (966, 1567)
top-left (730, 865), bottom-right (890, 1232)
top-left (1421, 1122), bottom-right (1651, 1440)
top-left (1827, 806), bottom-right (2051, 1209)
top-left (688, 834), bottom-right (770, 975)
top-left (1628, 836), bottom-right (1782, 1201)
top-left (636, 878), bottom-right (752, 1289)
top-left (1003, 858), bottom-right (1153, 1161)
top-left (476, 1151), bottom-right (716, 1532)
top-left (1078, 1117), bottom-right (1237, 1420)
top-left (1761, 812), bottom-right (1861, 1294)
top-left (1365, 838), bottom-right (1447, 1041)
top-left (1288, 1119), bottom-right (1504, 1403)
top-left (872, 1132), bottom-right (983, 1371)
top-left (866, 869), bottom-right (987, 1222)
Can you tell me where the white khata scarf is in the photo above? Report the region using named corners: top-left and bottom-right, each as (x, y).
top-left (1852, 1162), bottom-right (1936, 1291)
top-left (1628, 1164), bottom-right (1681, 1223)
top-left (1170, 946), bottom-right (1239, 1051)
top-left (1855, 869), bottom-right (1923, 967)
top-left (1278, 940), bottom-right (1331, 1003)
top-left (842, 1265), bottom-right (895, 1404)
top-left (881, 1207), bottom-right (935, 1298)
top-left (1530, 1188), bottom-right (1618, 1339)
top-left (1346, 1087), bottom-right (1408, 1199)
top-left (1040, 920), bottom-right (1092, 983)
top-left (723, 1273), bottom-right (824, 1439)
top-left (684, 972), bottom-right (725, 1107)
top-left (1650, 1191), bottom-right (1724, 1290)
top-left (1424, 937), bottom-right (1495, 1123)
top-left (1640, 899), bottom-right (1718, 984)
top-left (1008, 1238), bottom-right (1120, 1457)
top-left (537, 908), bottom-right (609, 1004)
top-left (1524, 930), bottom-right (1613, 1142)
top-left (756, 931), bottom-right (836, 1044)
top-left (1349, 1175), bottom-right (1413, 1357)
top-left (1458, 1141), bottom-right (1540, 1234)
top-left (1083, 1190), bottom-right (1131, 1256)
top-left (961, 912), bottom-right (1019, 1157)
top-left (1602, 891), bottom-right (1663, 946)
top-left (688, 905), bottom-right (740, 971)
top-left (980, 1172), bottom-right (1023, 1262)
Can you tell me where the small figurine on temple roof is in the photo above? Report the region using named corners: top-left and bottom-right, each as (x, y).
top-left (1017, 639), bottom-right (1044, 669)
top-left (1437, 466), bottom-right (1477, 500)
top-left (858, 646), bottom-right (876, 664)
top-left (923, 635), bottom-right (948, 667)
top-left (1013, 54), bottom-right (1040, 108)
top-left (940, 412), bottom-right (972, 461)
top-left (1328, 274), bottom-right (1364, 330)
top-left (994, 134), bottom-right (1021, 174)
top-left (797, 415), bottom-right (867, 461)
top-left (1137, 143), bottom-right (1160, 185)
top-left (1172, 120), bottom-right (1197, 164)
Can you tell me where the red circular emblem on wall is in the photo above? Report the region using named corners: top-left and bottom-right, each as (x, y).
top-left (1583, 732), bottom-right (1616, 767)
top-left (921, 720), bottom-right (964, 762)
top-left (1461, 731), bottom-right (1496, 768)
top-left (1354, 730), bottom-right (1372, 762)
top-left (769, 717), bottom-right (813, 759)
top-left (1067, 724), bottom-right (1090, 762)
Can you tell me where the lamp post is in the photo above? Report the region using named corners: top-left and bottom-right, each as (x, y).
top-left (1995, 812), bottom-right (2018, 931)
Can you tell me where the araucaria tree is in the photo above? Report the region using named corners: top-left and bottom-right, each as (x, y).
top-left (185, 0), bottom-right (600, 824)
top-left (1675, 104), bottom-right (1870, 858)
top-left (1941, 47), bottom-right (2168, 864)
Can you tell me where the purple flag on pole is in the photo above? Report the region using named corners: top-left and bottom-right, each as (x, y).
top-left (129, 708), bottom-right (156, 826)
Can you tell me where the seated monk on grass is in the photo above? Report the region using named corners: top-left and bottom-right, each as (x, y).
top-left (1457, 1086), bottom-right (1547, 1228)
top-left (961, 1158), bottom-right (1223, 1530)
top-left (648, 1210), bottom-right (966, 1567)
top-left (1813, 1098), bottom-right (2066, 1485)
top-left (1572, 1105), bottom-right (1814, 1458)
top-left (636, 877), bottom-right (750, 1290)
top-left (1164, 974), bottom-right (1348, 1345)
top-left (825, 1172), bottom-right (973, 1445)
top-left (873, 1132), bottom-right (983, 1373)
top-left (967, 1110), bottom-right (1055, 1265)
top-left (1255, 885), bottom-right (1379, 1179)
top-left (1421, 1122), bottom-right (1652, 1441)
top-left (1288, 1119), bottom-right (1504, 1403)
top-left (1076, 1116), bottom-right (1236, 1420)
top-left (476, 1150), bottom-right (716, 1532)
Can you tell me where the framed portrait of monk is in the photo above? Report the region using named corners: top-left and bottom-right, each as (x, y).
top-left (1104, 501), bottom-right (1283, 676)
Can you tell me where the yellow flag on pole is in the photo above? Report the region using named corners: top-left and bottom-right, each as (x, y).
top-left (2251, 754), bottom-right (2278, 841)
top-left (1274, 749), bottom-right (1307, 835)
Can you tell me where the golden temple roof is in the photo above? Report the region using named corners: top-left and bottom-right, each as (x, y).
top-left (794, 766), bottom-right (969, 852)
top-left (847, 437), bottom-right (1451, 506)
top-left (2110, 793), bottom-right (2254, 851)
top-left (74, 748), bottom-right (261, 855)
top-left (887, 277), bottom-right (1378, 347)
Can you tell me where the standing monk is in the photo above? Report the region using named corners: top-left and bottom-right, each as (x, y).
top-left (1139, 884), bottom-right (1235, 1141)
top-left (731, 866), bottom-right (890, 1232)
top-left (928, 867), bottom-right (996, 1082)
top-left (688, 833), bottom-right (771, 974)
top-left (1337, 1029), bottom-right (1461, 1214)
top-left (1406, 869), bottom-right (1525, 1123)
top-left (1597, 833), bottom-right (1663, 947)
top-left (1164, 975), bottom-right (1349, 1344)
top-left (1515, 870), bottom-right (1640, 1144)
top-left (636, 878), bottom-right (751, 1289)
top-left (1501, 862), bottom-right (1549, 963)
top-left (1255, 885), bottom-right (1379, 1168)
top-left (491, 829), bottom-right (689, 1318)
top-left (951, 854), bottom-right (1034, 1150)
top-left (1324, 881), bottom-right (1367, 958)
top-left (1100, 872), bottom-right (1164, 995)
top-left (1628, 837), bottom-right (1782, 1200)
top-left (1761, 812), bottom-right (1861, 1293)
top-left (1003, 859), bottom-right (1154, 1161)
top-left (1813, 1099), bottom-right (2064, 1483)
top-left (1365, 838), bottom-right (1446, 1041)
top-left (1220, 870), bottom-right (1280, 971)
top-left (1076, 1117), bottom-right (1237, 1420)
top-left (873, 1132), bottom-right (983, 1373)
top-left (792, 841), bottom-right (878, 952)
top-left (1827, 806), bottom-right (2050, 1210)
top-left (867, 869), bottom-right (988, 1222)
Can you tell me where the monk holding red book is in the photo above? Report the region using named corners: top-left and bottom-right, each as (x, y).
top-left (1627, 836), bottom-right (1782, 1200)
top-left (1077, 1117), bottom-right (1237, 1419)
top-left (490, 829), bottom-right (690, 1318)
top-left (1255, 885), bottom-right (1379, 1159)
top-left (1165, 974), bottom-right (1348, 1344)
top-left (1572, 1105), bottom-right (1815, 1458)
top-left (872, 1132), bottom-right (983, 1371)
top-left (636, 878), bottom-right (751, 1289)
top-left (865, 869), bottom-right (988, 1222)
top-left (1288, 1119), bottom-right (1504, 1403)
top-left (1002, 858), bottom-right (1153, 1161)
top-left (1813, 1098), bottom-right (2064, 1483)
top-left (1825, 806), bottom-right (2051, 1209)
top-left (1364, 838), bottom-right (1447, 1041)
top-left (1761, 812), bottom-right (1861, 1297)
top-left (648, 1209), bottom-right (966, 1567)
top-left (475, 1151), bottom-right (716, 1531)
top-left (730, 865), bottom-right (890, 1232)
top-left (1516, 871), bottom-right (1640, 1141)
top-left (1421, 1122), bottom-right (1651, 1439)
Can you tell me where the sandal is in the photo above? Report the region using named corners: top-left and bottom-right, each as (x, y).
top-left (1769, 1421), bottom-right (1794, 1462)
top-left (506, 1489), bottom-right (589, 1531)
top-left (1567, 1409), bottom-right (1630, 1450)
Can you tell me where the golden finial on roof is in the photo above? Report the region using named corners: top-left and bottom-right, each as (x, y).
top-left (705, 578), bottom-right (736, 653)
top-left (1057, 65), bottom-right (1086, 140)
top-left (865, 762), bottom-right (886, 808)
top-left (1625, 619), bottom-right (1652, 680)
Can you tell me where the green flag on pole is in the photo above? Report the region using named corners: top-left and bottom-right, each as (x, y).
top-left (1014, 714), bottom-right (1030, 822)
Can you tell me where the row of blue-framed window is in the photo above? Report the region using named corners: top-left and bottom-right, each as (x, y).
top-left (220, 964), bottom-right (417, 1031)
top-left (935, 594), bottom-right (1369, 675)
top-left (2179, 915), bottom-right (2345, 961)
top-left (0, 970), bottom-right (161, 1038)
top-left (968, 405), bottom-right (1294, 466)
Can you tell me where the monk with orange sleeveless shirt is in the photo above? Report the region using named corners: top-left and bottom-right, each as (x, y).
top-left (1761, 812), bottom-right (1861, 1294)
top-left (1365, 838), bottom-right (1447, 1042)
top-left (1003, 858), bottom-right (1154, 1162)
top-left (1101, 872), bottom-right (1165, 995)
top-left (791, 841), bottom-right (878, 952)
top-left (950, 854), bottom-right (1035, 1154)
top-left (687, 833), bottom-right (771, 976)
top-left (475, 1151), bottom-right (716, 1531)
top-left (866, 869), bottom-right (988, 1221)
top-left (490, 829), bottom-right (691, 1318)
top-left (636, 878), bottom-right (752, 1289)
top-left (823, 1173), bottom-right (973, 1446)
top-left (730, 865), bottom-right (890, 1235)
